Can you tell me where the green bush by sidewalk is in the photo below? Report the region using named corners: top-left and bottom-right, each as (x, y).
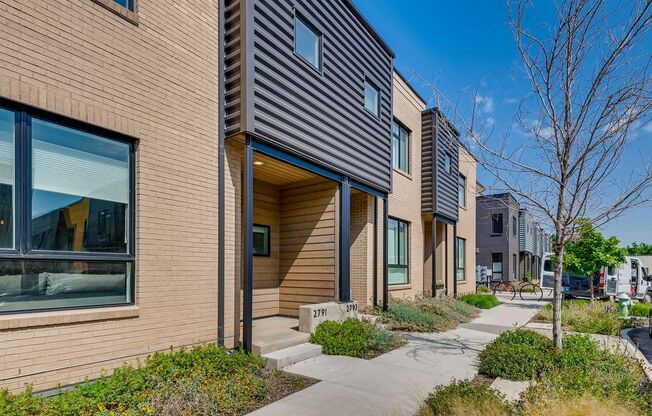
top-left (535, 299), bottom-right (630, 335)
top-left (478, 329), bottom-right (554, 381)
top-left (460, 293), bottom-right (500, 309)
top-left (0, 345), bottom-right (312, 416)
top-left (417, 379), bottom-right (510, 416)
top-left (630, 302), bottom-right (651, 317)
top-left (309, 318), bottom-right (404, 359)
top-left (375, 296), bottom-right (479, 332)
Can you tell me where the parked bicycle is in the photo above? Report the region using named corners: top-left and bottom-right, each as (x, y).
top-left (476, 280), bottom-right (516, 300)
top-left (518, 282), bottom-right (553, 301)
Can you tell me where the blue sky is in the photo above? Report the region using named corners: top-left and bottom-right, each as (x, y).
top-left (355, 0), bottom-right (652, 246)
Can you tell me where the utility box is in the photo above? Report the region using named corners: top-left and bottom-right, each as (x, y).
top-left (299, 301), bottom-right (359, 333)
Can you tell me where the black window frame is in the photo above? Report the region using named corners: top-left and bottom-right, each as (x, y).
top-left (387, 217), bottom-right (409, 285)
top-left (491, 213), bottom-right (503, 235)
top-left (363, 78), bottom-right (381, 118)
top-left (293, 13), bottom-right (323, 72)
top-left (492, 252), bottom-right (503, 281)
top-left (0, 97), bottom-right (136, 315)
top-left (456, 237), bottom-right (466, 281)
top-left (392, 120), bottom-right (410, 174)
top-left (512, 216), bottom-right (517, 236)
top-left (253, 224), bottom-right (271, 257)
top-left (458, 174), bottom-right (466, 207)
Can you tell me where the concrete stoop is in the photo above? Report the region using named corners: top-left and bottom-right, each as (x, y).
top-left (262, 343), bottom-right (323, 370)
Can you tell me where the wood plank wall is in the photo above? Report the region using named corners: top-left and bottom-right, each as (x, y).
top-left (253, 180), bottom-right (280, 318)
top-left (279, 180), bottom-right (337, 316)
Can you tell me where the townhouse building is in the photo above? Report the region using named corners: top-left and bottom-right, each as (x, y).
top-left (477, 193), bottom-right (551, 282)
top-left (0, 0), bottom-right (478, 392)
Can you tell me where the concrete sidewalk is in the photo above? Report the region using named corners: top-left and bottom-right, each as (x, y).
top-left (248, 298), bottom-right (544, 416)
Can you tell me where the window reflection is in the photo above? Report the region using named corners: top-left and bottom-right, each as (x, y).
top-left (31, 119), bottom-right (129, 253)
top-left (0, 109), bottom-right (14, 249)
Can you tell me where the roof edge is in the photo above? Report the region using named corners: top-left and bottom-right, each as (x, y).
top-left (344, 0), bottom-right (396, 59)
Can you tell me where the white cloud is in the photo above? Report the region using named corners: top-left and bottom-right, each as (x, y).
top-left (485, 117), bottom-right (496, 126)
top-left (474, 95), bottom-right (494, 114)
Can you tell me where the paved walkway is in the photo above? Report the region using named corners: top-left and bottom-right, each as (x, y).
top-left (249, 298), bottom-right (544, 416)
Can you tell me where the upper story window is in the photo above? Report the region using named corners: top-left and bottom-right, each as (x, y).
top-left (512, 216), bottom-right (517, 236)
top-left (113, 0), bottom-right (134, 11)
top-left (491, 213), bottom-right (503, 235)
top-left (458, 174), bottom-right (466, 207)
top-left (444, 153), bottom-right (452, 174)
top-left (392, 121), bottom-right (409, 173)
top-left (0, 105), bottom-right (135, 314)
top-left (364, 80), bottom-right (380, 117)
top-left (295, 16), bottom-right (321, 70)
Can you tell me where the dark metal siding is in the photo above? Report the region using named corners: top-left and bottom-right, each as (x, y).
top-left (225, 0), bottom-right (394, 192)
top-left (421, 109), bottom-right (459, 221)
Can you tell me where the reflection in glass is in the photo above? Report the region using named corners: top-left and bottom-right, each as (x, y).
top-left (31, 119), bottom-right (129, 253)
top-left (295, 17), bottom-right (320, 69)
top-left (0, 260), bottom-right (132, 312)
top-left (0, 108), bottom-right (14, 249)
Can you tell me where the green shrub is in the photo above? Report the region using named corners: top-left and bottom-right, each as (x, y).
top-left (0, 345), bottom-right (305, 416)
top-left (460, 294), bottom-right (500, 309)
top-left (630, 302), bottom-right (651, 317)
top-left (419, 379), bottom-right (510, 416)
top-left (309, 319), bottom-right (404, 359)
top-left (377, 296), bottom-right (479, 332)
top-left (476, 285), bottom-right (492, 294)
top-left (535, 300), bottom-right (627, 335)
top-left (478, 329), bottom-right (554, 381)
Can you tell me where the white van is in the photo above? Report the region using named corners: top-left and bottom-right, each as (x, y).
top-left (604, 257), bottom-right (652, 302)
top-left (540, 252), bottom-right (605, 299)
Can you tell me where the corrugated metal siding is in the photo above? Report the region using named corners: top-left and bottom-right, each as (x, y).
top-left (421, 109), bottom-right (459, 221)
top-left (225, 0), bottom-right (243, 137)
top-left (225, 0), bottom-right (394, 192)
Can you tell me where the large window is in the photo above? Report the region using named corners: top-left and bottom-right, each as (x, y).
top-left (392, 121), bottom-right (409, 173)
top-left (294, 16), bottom-right (321, 70)
top-left (0, 104), bottom-right (134, 314)
top-left (456, 237), bottom-right (466, 281)
top-left (491, 213), bottom-right (503, 234)
top-left (364, 80), bottom-right (380, 117)
top-left (388, 218), bottom-right (408, 285)
top-left (458, 174), bottom-right (466, 207)
top-left (492, 253), bottom-right (503, 281)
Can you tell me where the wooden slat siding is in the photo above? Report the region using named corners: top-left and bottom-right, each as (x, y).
top-left (252, 180), bottom-right (280, 318)
top-left (279, 180), bottom-right (337, 316)
top-left (421, 109), bottom-right (460, 221)
top-left (225, 0), bottom-right (243, 137)
top-left (225, 0), bottom-right (394, 192)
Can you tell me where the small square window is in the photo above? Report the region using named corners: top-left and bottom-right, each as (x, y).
top-left (295, 16), bottom-right (321, 70)
top-left (364, 80), bottom-right (380, 117)
top-left (253, 224), bottom-right (270, 256)
top-left (113, 0), bottom-right (133, 11)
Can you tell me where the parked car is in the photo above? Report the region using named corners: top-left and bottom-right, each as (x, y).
top-left (540, 253), bottom-right (606, 299)
top-left (602, 257), bottom-right (652, 302)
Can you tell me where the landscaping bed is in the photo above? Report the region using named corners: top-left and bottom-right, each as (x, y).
top-left (460, 293), bottom-right (500, 309)
top-left (0, 345), bottom-right (314, 416)
top-left (533, 299), bottom-right (640, 335)
top-left (371, 296), bottom-right (479, 332)
top-left (309, 318), bottom-right (405, 359)
top-left (418, 329), bottom-right (652, 415)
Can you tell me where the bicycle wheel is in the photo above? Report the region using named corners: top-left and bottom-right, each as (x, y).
top-left (519, 283), bottom-right (543, 301)
top-left (493, 282), bottom-right (516, 300)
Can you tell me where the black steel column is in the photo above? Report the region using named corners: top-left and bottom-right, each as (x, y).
top-left (453, 224), bottom-right (458, 297)
top-left (431, 218), bottom-right (437, 297)
top-left (382, 198), bottom-right (389, 311)
top-left (339, 177), bottom-right (351, 302)
top-left (373, 196), bottom-right (378, 307)
top-left (242, 137), bottom-right (254, 353)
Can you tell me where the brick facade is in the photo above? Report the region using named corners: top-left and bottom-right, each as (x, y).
top-left (0, 0), bottom-right (221, 391)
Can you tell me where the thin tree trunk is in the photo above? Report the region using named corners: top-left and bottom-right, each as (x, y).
top-left (589, 273), bottom-right (595, 304)
top-left (552, 244), bottom-right (565, 349)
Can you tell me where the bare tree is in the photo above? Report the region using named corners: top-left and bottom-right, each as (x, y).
top-left (413, 0), bottom-right (652, 348)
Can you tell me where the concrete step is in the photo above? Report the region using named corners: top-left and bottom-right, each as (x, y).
top-left (262, 343), bottom-right (323, 370)
top-left (252, 330), bottom-right (310, 356)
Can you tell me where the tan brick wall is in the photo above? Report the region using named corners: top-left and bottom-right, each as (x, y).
top-left (351, 192), bottom-right (374, 309)
top-left (388, 72), bottom-right (427, 299)
top-left (0, 0), bottom-right (221, 391)
top-left (456, 146), bottom-right (478, 294)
